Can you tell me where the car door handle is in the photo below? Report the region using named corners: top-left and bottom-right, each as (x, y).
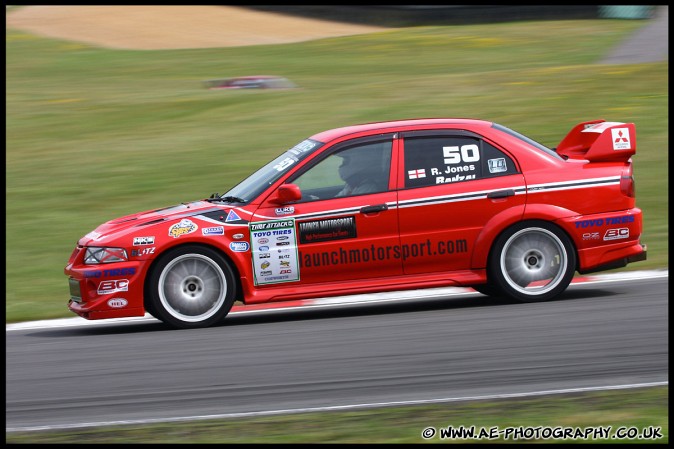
top-left (360, 204), bottom-right (388, 214)
top-left (487, 189), bottom-right (515, 199)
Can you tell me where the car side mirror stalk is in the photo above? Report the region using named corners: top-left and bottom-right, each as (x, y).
top-left (271, 184), bottom-right (302, 204)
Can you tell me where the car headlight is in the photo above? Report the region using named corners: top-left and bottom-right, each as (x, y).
top-left (84, 247), bottom-right (128, 265)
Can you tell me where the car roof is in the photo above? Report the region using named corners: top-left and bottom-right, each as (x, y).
top-left (236, 75), bottom-right (277, 80)
top-left (309, 118), bottom-right (494, 143)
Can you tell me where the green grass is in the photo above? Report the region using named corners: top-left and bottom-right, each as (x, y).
top-left (6, 18), bottom-right (667, 324)
top-left (6, 386), bottom-right (667, 443)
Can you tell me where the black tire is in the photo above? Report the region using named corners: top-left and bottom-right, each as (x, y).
top-left (488, 221), bottom-right (576, 303)
top-left (471, 283), bottom-right (502, 297)
top-left (146, 245), bottom-right (237, 329)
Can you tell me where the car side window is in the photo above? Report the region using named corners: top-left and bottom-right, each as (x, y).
top-left (403, 136), bottom-right (517, 188)
top-left (480, 141), bottom-right (518, 178)
top-left (292, 140), bottom-right (392, 201)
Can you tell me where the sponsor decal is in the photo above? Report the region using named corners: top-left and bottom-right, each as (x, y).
top-left (97, 279), bottom-right (129, 295)
top-left (488, 158), bottom-right (507, 173)
top-left (408, 169), bottom-right (426, 179)
top-left (226, 210), bottom-right (242, 222)
top-left (131, 247), bottom-right (155, 257)
top-left (202, 226), bottom-right (224, 236)
top-left (280, 269), bottom-right (292, 274)
top-left (604, 228), bottom-right (630, 241)
top-left (84, 267), bottom-right (136, 278)
top-left (275, 206), bottom-right (295, 216)
top-left (169, 219), bottom-right (198, 238)
top-left (250, 220), bottom-right (294, 231)
top-left (107, 298), bottom-right (128, 309)
top-left (611, 128), bottom-right (631, 150)
top-left (261, 275), bottom-right (294, 282)
top-left (250, 219), bottom-right (300, 285)
top-left (133, 236), bottom-right (155, 246)
top-left (434, 173), bottom-right (477, 184)
top-left (252, 229), bottom-right (292, 237)
top-left (229, 241), bottom-right (250, 252)
top-left (299, 238), bottom-right (469, 268)
top-left (582, 232), bottom-right (600, 240)
top-left (575, 215), bottom-right (635, 228)
top-left (299, 216), bottom-right (357, 244)
top-left (199, 209), bottom-right (249, 225)
top-left (289, 140), bottom-right (317, 154)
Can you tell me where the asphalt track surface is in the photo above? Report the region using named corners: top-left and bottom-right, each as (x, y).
top-left (6, 272), bottom-right (668, 432)
top-left (599, 5), bottom-right (668, 64)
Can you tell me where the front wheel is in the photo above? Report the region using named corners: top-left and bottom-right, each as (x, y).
top-left (146, 245), bottom-right (237, 329)
top-left (471, 282), bottom-right (502, 297)
top-left (489, 221), bottom-right (576, 303)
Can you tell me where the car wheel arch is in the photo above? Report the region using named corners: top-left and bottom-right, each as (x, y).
top-left (470, 204), bottom-right (526, 269)
top-left (519, 203), bottom-right (583, 271)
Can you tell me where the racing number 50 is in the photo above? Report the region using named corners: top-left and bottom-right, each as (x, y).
top-left (443, 144), bottom-right (480, 164)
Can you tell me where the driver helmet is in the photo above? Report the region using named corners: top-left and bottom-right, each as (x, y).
top-left (338, 146), bottom-right (383, 183)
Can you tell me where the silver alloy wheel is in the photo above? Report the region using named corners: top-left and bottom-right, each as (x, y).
top-left (499, 227), bottom-right (568, 296)
top-left (157, 253), bottom-right (228, 323)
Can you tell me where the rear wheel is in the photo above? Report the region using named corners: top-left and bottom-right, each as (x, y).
top-left (147, 245), bottom-right (237, 329)
top-left (489, 221), bottom-right (576, 303)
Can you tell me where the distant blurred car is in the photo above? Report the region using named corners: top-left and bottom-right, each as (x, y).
top-left (204, 75), bottom-right (296, 89)
top-left (65, 118), bottom-right (646, 329)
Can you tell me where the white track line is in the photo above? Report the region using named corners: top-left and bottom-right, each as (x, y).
top-left (6, 381), bottom-right (668, 433)
top-left (6, 269), bottom-right (668, 331)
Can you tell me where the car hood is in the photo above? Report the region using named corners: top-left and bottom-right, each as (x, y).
top-left (78, 200), bottom-right (234, 246)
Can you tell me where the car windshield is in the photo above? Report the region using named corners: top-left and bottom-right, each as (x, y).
top-left (221, 139), bottom-right (324, 202)
top-left (492, 123), bottom-right (563, 160)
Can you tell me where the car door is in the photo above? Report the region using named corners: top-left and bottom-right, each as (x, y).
top-left (397, 130), bottom-right (526, 275)
top-left (251, 134), bottom-right (403, 287)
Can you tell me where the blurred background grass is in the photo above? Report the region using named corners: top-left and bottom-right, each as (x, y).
top-left (5, 17), bottom-right (667, 323)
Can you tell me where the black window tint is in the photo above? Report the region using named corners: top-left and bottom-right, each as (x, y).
top-left (404, 136), bottom-right (482, 188)
top-left (481, 142), bottom-right (518, 177)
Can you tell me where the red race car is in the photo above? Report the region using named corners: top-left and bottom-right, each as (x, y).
top-left (65, 118), bottom-right (647, 328)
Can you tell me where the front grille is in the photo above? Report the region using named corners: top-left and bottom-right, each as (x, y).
top-left (69, 278), bottom-right (82, 303)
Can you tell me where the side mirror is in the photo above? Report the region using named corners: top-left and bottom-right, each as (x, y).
top-left (271, 184), bottom-right (302, 204)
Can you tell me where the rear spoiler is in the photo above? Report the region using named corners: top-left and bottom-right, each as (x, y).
top-left (556, 120), bottom-right (636, 162)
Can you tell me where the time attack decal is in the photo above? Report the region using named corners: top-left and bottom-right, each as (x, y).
top-left (250, 219), bottom-right (300, 285)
